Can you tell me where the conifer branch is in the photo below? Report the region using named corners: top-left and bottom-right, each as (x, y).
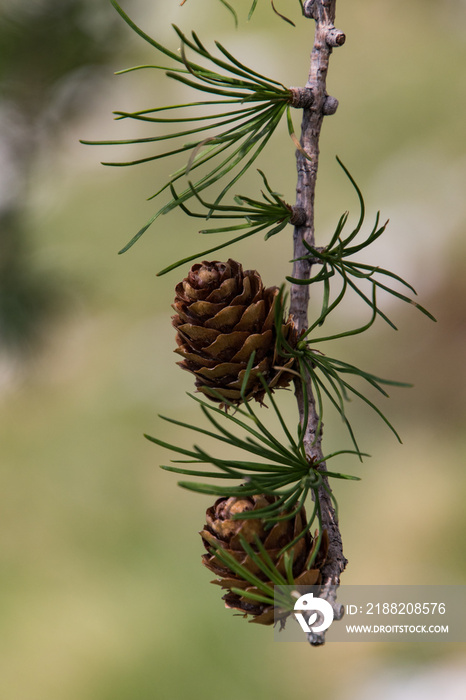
top-left (288, 0), bottom-right (347, 645)
top-left (84, 0), bottom-right (435, 646)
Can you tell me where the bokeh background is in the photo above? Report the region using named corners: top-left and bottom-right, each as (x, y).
top-left (1, 0), bottom-right (465, 698)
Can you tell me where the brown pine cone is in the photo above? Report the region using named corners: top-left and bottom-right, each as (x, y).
top-left (172, 259), bottom-right (296, 404)
top-left (200, 495), bottom-right (328, 625)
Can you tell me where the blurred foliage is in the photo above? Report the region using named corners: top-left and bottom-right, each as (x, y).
top-left (0, 0), bottom-right (126, 355)
top-left (0, 209), bottom-right (60, 351)
top-left (1, 0), bottom-right (119, 111)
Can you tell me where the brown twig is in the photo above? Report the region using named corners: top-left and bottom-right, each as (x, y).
top-left (288, 0), bottom-right (346, 646)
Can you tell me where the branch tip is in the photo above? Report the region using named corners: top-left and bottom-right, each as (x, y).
top-left (302, 0), bottom-right (316, 19)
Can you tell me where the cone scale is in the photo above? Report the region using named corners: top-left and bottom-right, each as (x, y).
top-left (201, 495), bottom-right (329, 625)
top-left (172, 259), bottom-right (296, 404)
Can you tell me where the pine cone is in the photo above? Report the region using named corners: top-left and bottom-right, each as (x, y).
top-left (200, 495), bottom-right (329, 625)
top-left (172, 259), bottom-right (296, 404)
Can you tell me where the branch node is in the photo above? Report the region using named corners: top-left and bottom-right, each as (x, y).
top-left (289, 87), bottom-right (314, 109)
top-left (326, 28), bottom-right (346, 47)
top-left (290, 206), bottom-right (307, 227)
top-left (323, 95), bottom-right (339, 115)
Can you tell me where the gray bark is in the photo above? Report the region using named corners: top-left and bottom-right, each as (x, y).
top-left (288, 0), bottom-right (346, 646)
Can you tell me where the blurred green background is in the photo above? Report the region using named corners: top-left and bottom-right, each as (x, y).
top-left (1, 0), bottom-right (465, 698)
